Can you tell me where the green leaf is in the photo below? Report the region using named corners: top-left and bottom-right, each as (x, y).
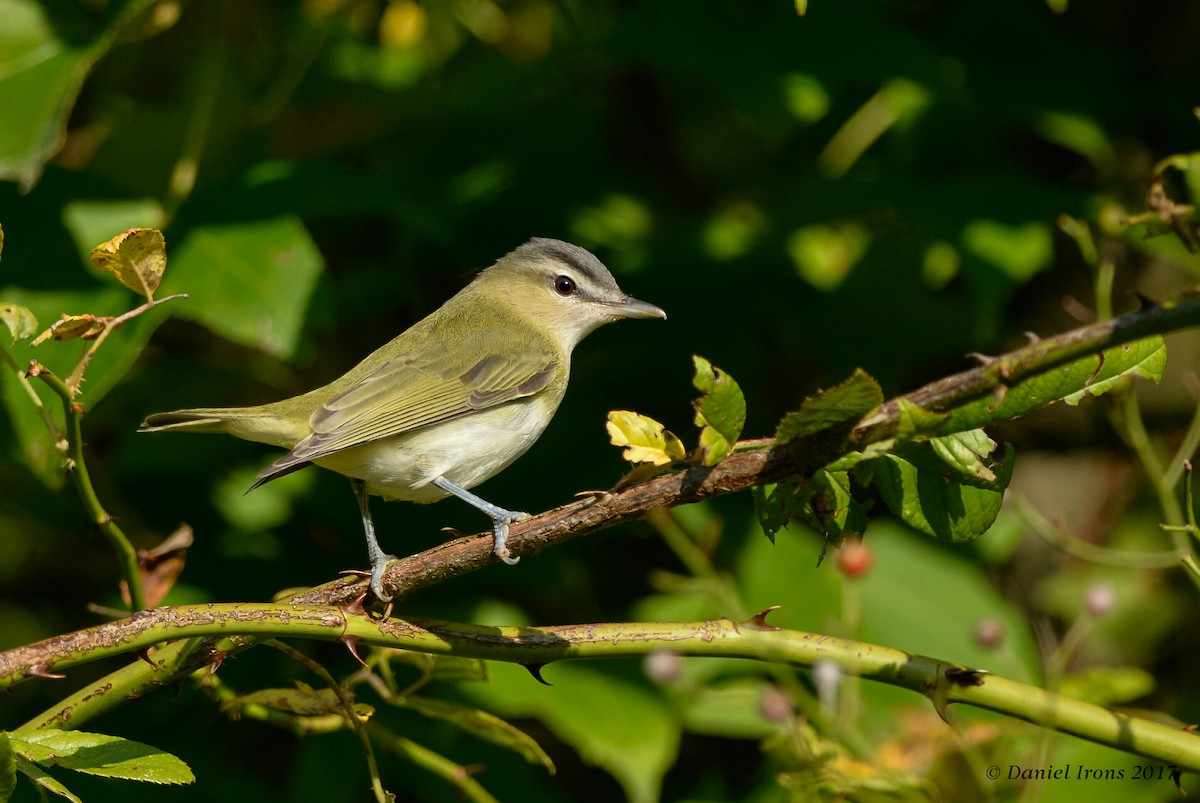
top-left (163, 216), bottom-right (323, 359)
top-left (396, 695), bottom-right (554, 773)
top-left (801, 469), bottom-right (869, 540)
top-left (606, 410), bottom-right (686, 466)
top-left (894, 397), bottom-right (948, 439)
top-left (0, 732), bottom-right (15, 803)
top-left (232, 683), bottom-right (344, 717)
top-left (12, 729), bottom-right (194, 785)
top-left (462, 662), bottom-right (678, 803)
top-left (0, 0), bottom-right (158, 189)
top-left (691, 355), bottom-right (746, 466)
top-left (1062, 337), bottom-right (1166, 405)
top-left (752, 482), bottom-right (803, 544)
top-left (1059, 666), bottom-right (1155, 708)
top-left (13, 755), bottom-right (80, 802)
top-left (871, 433), bottom-right (1014, 543)
top-left (775, 368), bottom-right (883, 444)
top-left (0, 302), bottom-right (37, 343)
top-left (937, 337), bottom-right (1167, 434)
top-left (929, 429), bottom-right (998, 482)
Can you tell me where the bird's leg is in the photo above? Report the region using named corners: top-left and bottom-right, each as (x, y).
top-left (431, 476), bottom-right (527, 565)
top-left (352, 478), bottom-right (397, 601)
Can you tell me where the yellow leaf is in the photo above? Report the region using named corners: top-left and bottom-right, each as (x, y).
top-left (89, 228), bottom-right (166, 299)
top-left (606, 410), bottom-right (686, 466)
top-left (31, 313), bottom-right (107, 346)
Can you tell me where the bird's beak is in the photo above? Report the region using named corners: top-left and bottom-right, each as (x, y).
top-left (603, 295), bottom-right (667, 320)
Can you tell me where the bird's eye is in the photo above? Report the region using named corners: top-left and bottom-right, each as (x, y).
top-left (554, 275), bottom-right (577, 296)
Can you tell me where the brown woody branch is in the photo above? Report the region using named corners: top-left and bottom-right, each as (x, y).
top-left (294, 290), bottom-right (1200, 606)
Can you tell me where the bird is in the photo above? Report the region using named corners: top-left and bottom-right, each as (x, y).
top-left (141, 238), bottom-right (666, 601)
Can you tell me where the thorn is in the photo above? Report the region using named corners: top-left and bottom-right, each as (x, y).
top-left (525, 663), bottom-right (552, 685)
top-left (381, 599), bottom-right (395, 621)
top-left (339, 567), bottom-right (370, 578)
top-left (341, 635), bottom-right (367, 667)
top-left (1171, 766), bottom-right (1185, 795)
top-left (931, 695), bottom-right (951, 724)
top-left (1130, 291), bottom-right (1160, 311)
top-left (967, 352), bottom-right (996, 366)
top-left (574, 489), bottom-right (612, 505)
top-left (745, 606), bottom-right (782, 631)
top-left (945, 667), bottom-right (988, 686)
top-left (1183, 723), bottom-right (1198, 733)
top-left (137, 648), bottom-right (159, 669)
top-left (27, 663), bottom-right (65, 680)
top-left (440, 526), bottom-right (468, 537)
top-left (342, 591), bottom-right (369, 618)
top-left (1023, 331), bottom-right (1041, 345)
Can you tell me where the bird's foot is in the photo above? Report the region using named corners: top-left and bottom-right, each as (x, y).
top-left (369, 552), bottom-right (399, 602)
top-left (492, 510), bottom-right (529, 566)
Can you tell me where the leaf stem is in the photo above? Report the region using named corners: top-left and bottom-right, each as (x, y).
top-left (29, 364), bottom-right (146, 611)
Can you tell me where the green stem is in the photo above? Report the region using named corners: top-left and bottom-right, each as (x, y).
top-left (5, 604), bottom-right (1200, 773)
top-left (368, 724), bottom-right (500, 803)
top-left (29, 365), bottom-right (146, 612)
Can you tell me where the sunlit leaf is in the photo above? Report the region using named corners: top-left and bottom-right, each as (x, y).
top-left (13, 729), bottom-right (194, 785)
top-left (0, 0), bottom-right (153, 190)
top-left (163, 216), bottom-right (323, 359)
top-left (31, 314), bottom-right (106, 346)
top-left (88, 228), bottom-right (166, 299)
top-left (0, 302), bottom-right (37, 343)
top-left (936, 337), bottom-right (1166, 434)
top-left (775, 369), bottom-right (883, 444)
top-left (606, 410), bottom-right (686, 466)
top-left (691, 355), bottom-right (745, 466)
top-left (894, 398), bottom-right (948, 440)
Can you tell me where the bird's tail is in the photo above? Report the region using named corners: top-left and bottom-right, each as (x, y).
top-left (140, 407), bottom-right (302, 448)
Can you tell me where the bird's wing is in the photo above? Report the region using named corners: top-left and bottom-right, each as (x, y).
top-left (252, 348), bottom-right (557, 487)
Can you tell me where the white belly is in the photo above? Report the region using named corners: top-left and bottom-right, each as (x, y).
top-left (312, 398), bottom-right (551, 502)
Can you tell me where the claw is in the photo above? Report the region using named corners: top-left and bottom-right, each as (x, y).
top-left (369, 554), bottom-right (398, 603)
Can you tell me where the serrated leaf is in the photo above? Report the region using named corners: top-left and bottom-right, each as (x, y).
top-left (1062, 337), bottom-right (1166, 404)
top-left (0, 302), bottom-right (36, 343)
top-left (691, 355), bottom-right (746, 466)
top-left (801, 469), bottom-right (868, 540)
top-left (396, 695), bottom-right (554, 773)
top-left (88, 228), bottom-right (166, 299)
top-left (894, 398), bottom-right (948, 439)
top-left (31, 313), bottom-right (106, 346)
top-left (12, 729), bottom-right (194, 785)
top-left (606, 410), bottom-right (686, 466)
top-left (775, 368), bottom-right (883, 444)
top-left (13, 755), bottom-right (80, 802)
top-left (937, 337), bottom-right (1166, 434)
top-left (871, 439), bottom-right (1014, 544)
top-left (0, 732), bottom-right (15, 802)
top-left (929, 429), bottom-right (998, 482)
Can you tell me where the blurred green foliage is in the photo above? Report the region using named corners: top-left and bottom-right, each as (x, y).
top-left (4, 0), bottom-right (1200, 801)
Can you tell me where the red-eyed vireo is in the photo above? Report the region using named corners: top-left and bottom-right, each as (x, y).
top-left (141, 238), bottom-right (666, 600)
